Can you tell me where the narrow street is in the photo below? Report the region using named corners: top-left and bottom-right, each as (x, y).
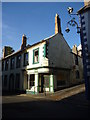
top-left (2, 84), bottom-right (90, 119)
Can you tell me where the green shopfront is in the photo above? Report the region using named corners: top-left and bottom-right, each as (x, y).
top-left (26, 68), bottom-right (55, 94)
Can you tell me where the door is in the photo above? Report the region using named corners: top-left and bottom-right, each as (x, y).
top-left (41, 75), bottom-right (44, 93)
top-left (9, 74), bottom-right (14, 91)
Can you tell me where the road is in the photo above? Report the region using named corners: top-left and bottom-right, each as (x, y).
top-left (2, 84), bottom-right (90, 119)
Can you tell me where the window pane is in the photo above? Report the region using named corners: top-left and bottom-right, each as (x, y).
top-left (5, 60), bottom-right (9, 70)
top-left (16, 55), bottom-right (21, 68)
top-left (34, 56), bottom-right (38, 63)
top-left (30, 74), bottom-right (35, 87)
top-left (35, 51), bottom-right (38, 56)
top-left (11, 58), bottom-right (15, 69)
top-left (33, 48), bottom-right (39, 64)
top-left (44, 75), bottom-right (50, 88)
top-left (23, 52), bottom-right (29, 66)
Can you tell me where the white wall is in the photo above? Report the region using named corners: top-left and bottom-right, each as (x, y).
top-left (26, 41), bottom-right (49, 70)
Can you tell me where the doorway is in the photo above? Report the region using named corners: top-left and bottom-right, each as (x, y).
top-left (39, 74), bottom-right (44, 93)
top-left (41, 75), bottom-right (44, 93)
top-left (9, 74), bottom-right (14, 91)
top-left (39, 74), bottom-right (50, 93)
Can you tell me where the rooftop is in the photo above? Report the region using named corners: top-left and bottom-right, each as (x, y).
top-left (2, 33), bottom-right (57, 60)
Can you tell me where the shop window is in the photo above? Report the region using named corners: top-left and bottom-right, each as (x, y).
top-left (57, 80), bottom-right (66, 86)
top-left (44, 75), bottom-right (50, 88)
top-left (30, 74), bottom-right (35, 87)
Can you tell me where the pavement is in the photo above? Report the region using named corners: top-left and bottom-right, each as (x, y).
top-left (15, 83), bottom-right (86, 101)
top-left (2, 83), bottom-right (90, 119)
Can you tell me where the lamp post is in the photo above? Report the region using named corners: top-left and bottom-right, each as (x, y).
top-left (65, 7), bottom-right (80, 34)
top-left (65, 17), bottom-right (80, 34)
top-left (65, 7), bottom-right (90, 100)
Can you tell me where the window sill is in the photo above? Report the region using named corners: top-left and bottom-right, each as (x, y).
top-left (33, 61), bottom-right (39, 64)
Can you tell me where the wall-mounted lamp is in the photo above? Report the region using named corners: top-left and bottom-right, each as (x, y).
top-left (65, 27), bottom-right (70, 33)
top-left (65, 7), bottom-right (80, 34)
top-left (67, 7), bottom-right (73, 14)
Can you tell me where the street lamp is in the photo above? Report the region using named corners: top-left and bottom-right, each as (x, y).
top-left (65, 7), bottom-right (80, 34)
top-left (65, 17), bottom-right (80, 34)
top-left (65, 27), bottom-right (70, 33)
top-left (67, 7), bottom-right (78, 15)
top-left (67, 7), bottom-right (73, 14)
top-left (66, 6), bottom-right (90, 100)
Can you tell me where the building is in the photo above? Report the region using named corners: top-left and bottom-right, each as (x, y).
top-left (77, 44), bottom-right (82, 57)
top-left (78, 1), bottom-right (90, 100)
top-left (3, 46), bottom-right (14, 58)
top-left (2, 14), bottom-right (83, 94)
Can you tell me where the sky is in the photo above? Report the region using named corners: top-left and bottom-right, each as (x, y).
top-left (2, 2), bottom-right (84, 55)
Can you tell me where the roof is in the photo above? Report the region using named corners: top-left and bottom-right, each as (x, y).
top-left (2, 34), bottom-right (56, 60)
top-left (2, 44), bottom-right (31, 60)
top-left (77, 2), bottom-right (90, 14)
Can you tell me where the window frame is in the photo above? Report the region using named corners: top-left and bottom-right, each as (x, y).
top-left (43, 44), bottom-right (46, 58)
top-left (16, 55), bottom-right (21, 68)
top-left (33, 48), bottom-right (39, 64)
top-left (30, 74), bottom-right (35, 87)
top-left (43, 42), bottom-right (48, 58)
top-left (5, 59), bottom-right (9, 71)
top-left (23, 52), bottom-right (29, 66)
top-left (10, 57), bottom-right (15, 69)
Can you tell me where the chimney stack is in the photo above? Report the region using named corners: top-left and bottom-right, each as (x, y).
top-left (3, 46), bottom-right (14, 58)
top-left (72, 45), bottom-right (78, 55)
top-left (21, 34), bottom-right (27, 50)
top-left (84, 0), bottom-right (90, 6)
top-left (55, 13), bottom-right (62, 35)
